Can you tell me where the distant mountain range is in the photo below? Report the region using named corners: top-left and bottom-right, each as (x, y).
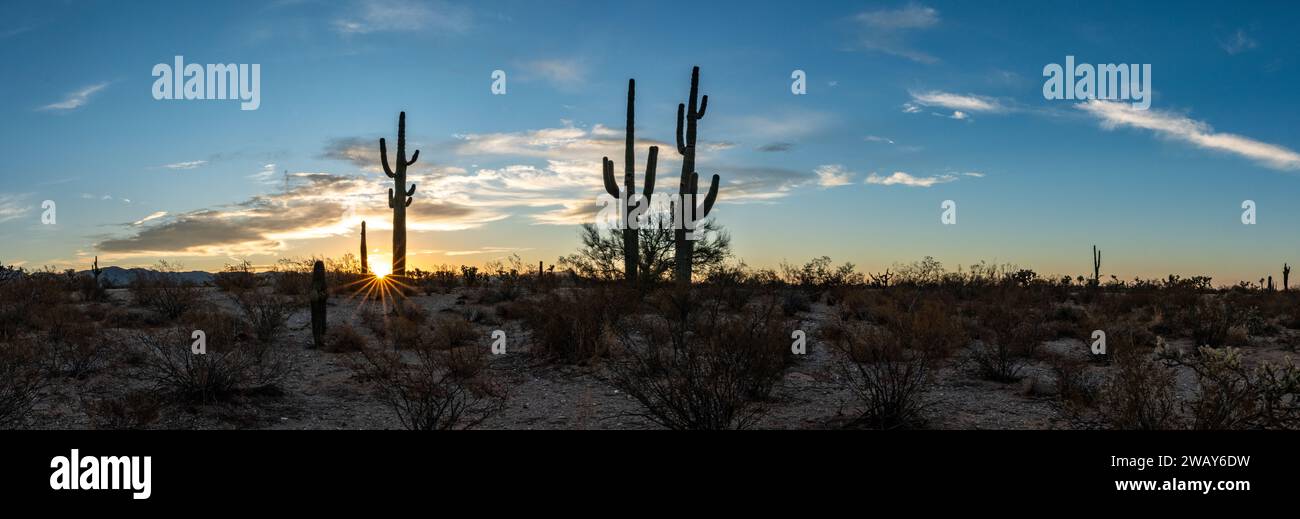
top-left (78, 266), bottom-right (215, 286)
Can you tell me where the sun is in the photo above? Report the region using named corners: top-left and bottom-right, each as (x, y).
top-left (371, 263), bottom-right (391, 279)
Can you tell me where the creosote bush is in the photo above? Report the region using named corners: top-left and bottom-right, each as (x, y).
top-left (350, 342), bottom-right (505, 430)
top-left (605, 290), bottom-right (794, 429)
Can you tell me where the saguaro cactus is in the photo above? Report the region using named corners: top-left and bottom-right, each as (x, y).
top-left (380, 112), bottom-right (419, 278)
top-left (673, 66), bottom-right (720, 286)
top-left (602, 78), bottom-right (659, 283)
top-left (310, 260), bottom-right (327, 349)
top-left (1092, 245), bottom-right (1101, 287)
top-left (360, 221), bottom-right (369, 274)
top-left (1284, 263), bottom-right (1291, 291)
top-left (91, 256), bottom-right (102, 285)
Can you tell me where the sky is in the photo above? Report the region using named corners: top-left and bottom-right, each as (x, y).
top-left (1, 0), bottom-right (1298, 285)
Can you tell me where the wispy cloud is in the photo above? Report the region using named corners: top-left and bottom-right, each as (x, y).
top-left (163, 160), bottom-right (208, 170)
top-left (1078, 100), bottom-right (1300, 171)
top-left (757, 142), bottom-right (794, 152)
top-left (0, 194), bottom-right (32, 223)
top-left (334, 0), bottom-right (472, 34)
top-left (1219, 28), bottom-right (1258, 55)
top-left (865, 171), bottom-right (958, 187)
top-left (814, 165), bottom-right (855, 187)
top-left (864, 135), bottom-right (896, 145)
top-left (851, 3), bottom-right (940, 63)
top-left (520, 58), bottom-right (587, 89)
top-left (132, 211), bottom-right (168, 226)
top-left (38, 82), bottom-right (109, 111)
top-left (95, 172), bottom-right (501, 258)
top-left (908, 90), bottom-right (1005, 113)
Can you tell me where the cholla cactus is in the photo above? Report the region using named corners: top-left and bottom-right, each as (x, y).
top-left (672, 66), bottom-right (720, 286)
top-left (602, 78), bottom-right (659, 283)
top-left (380, 112), bottom-right (419, 278)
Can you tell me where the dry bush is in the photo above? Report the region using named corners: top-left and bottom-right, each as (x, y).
top-left (430, 316), bottom-right (477, 350)
top-left (604, 291), bottom-right (794, 429)
top-left (970, 306), bottom-right (1046, 382)
top-left (0, 340), bottom-right (46, 428)
top-left (129, 263), bottom-right (201, 320)
top-left (1183, 297), bottom-right (1247, 347)
top-left (215, 260), bottom-right (259, 292)
top-left (386, 315), bottom-right (425, 351)
top-left (83, 390), bottom-right (161, 430)
top-left (521, 288), bottom-right (635, 364)
top-left (831, 300), bottom-right (966, 429)
top-left (1157, 345), bottom-right (1300, 429)
top-left (1049, 353), bottom-right (1104, 421)
top-left (235, 291), bottom-right (294, 344)
top-left (47, 322), bottom-right (114, 378)
top-left (324, 324), bottom-right (368, 353)
top-left (76, 274), bottom-right (107, 302)
top-left (139, 318), bottom-right (293, 403)
top-left (1099, 334), bottom-right (1180, 430)
top-left (0, 272), bottom-right (68, 340)
top-left (350, 343), bottom-right (505, 430)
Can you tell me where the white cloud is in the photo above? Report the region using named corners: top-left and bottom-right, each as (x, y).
top-left (132, 211), bottom-right (168, 226)
top-left (864, 135), bottom-right (896, 144)
top-left (164, 160), bottom-right (208, 170)
top-left (0, 194), bottom-right (31, 223)
top-left (814, 165), bottom-right (855, 187)
top-left (865, 171), bottom-right (957, 187)
top-left (334, 0), bottom-right (471, 34)
top-left (38, 82), bottom-right (108, 111)
top-left (1220, 28), bottom-right (1257, 55)
top-left (1078, 100), bottom-right (1300, 171)
top-left (851, 4), bottom-right (940, 63)
top-left (963, 172), bottom-right (985, 178)
top-left (909, 90), bottom-right (1004, 113)
top-left (521, 58), bottom-right (587, 89)
top-left (948, 110), bottom-right (969, 120)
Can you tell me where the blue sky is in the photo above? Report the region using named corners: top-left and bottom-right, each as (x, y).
top-left (1, 0), bottom-right (1298, 284)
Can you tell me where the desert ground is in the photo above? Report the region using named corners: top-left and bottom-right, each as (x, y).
top-left (4, 258), bottom-right (1298, 431)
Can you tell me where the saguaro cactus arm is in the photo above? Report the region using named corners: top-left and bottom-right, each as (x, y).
top-left (602, 157), bottom-right (620, 198)
top-left (642, 146), bottom-right (658, 199)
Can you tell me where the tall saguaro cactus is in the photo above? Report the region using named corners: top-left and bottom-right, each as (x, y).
top-left (673, 66), bottom-right (720, 286)
top-left (1091, 245), bottom-right (1101, 287)
top-left (380, 112), bottom-right (418, 278)
top-left (1284, 263), bottom-right (1291, 291)
top-left (360, 221), bottom-right (369, 274)
top-left (602, 78), bottom-right (659, 283)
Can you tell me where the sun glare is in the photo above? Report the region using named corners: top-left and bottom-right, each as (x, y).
top-left (372, 263), bottom-right (391, 278)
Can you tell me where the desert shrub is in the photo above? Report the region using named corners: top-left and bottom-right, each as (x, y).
top-left (129, 262), bottom-right (201, 320)
top-left (831, 300), bottom-right (965, 429)
top-left (605, 291), bottom-right (794, 429)
top-left (215, 260), bottom-right (259, 292)
top-left (1184, 297), bottom-right (1247, 347)
top-left (1099, 335), bottom-right (1180, 430)
top-left (1049, 354), bottom-right (1103, 420)
top-left (430, 316), bottom-right (477, 350)
top-left (77, 274), bottom-right (107, 302)
top-left (780, 289), bottom-right (811, 316)
top-left (350, 343), bottom-right (505, 430)
top-left (47, 321), bottom-right (114, 378)
top-left (970, 307), bottom-right (1046, 382)
top-left (521, 288), bottom-right (635, 364)
top-left (0, 271), bottom-right (68, 339)
top-left (0, 340), bottom-right (47, 428)
top-left (83, 390), bottom-right (161, 430)
top-left (324, 324), bottom-right (368, 353)
top-left (139, 322), bottom-right (293, 403)
top-left (236, 292), bottom-right (294, 344)
top-left (1157, 345), bottom-right (1300, 430)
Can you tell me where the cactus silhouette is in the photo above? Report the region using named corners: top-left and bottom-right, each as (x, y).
top-left (1092, 245), bottom-right (1101, 286)
top-left (673, 66), bottom-right (719, 286)
top-left (1284, 263), bottom-right (1291, 291)
top-left (91, 256), bottom-right (102, 285)
top-left (360, 221), bottom-right (369, 274)
top-left (602, 78), bottom-right (659, 283)
top-left (310, 260), bottom-right (327, 349)
top-left (380, 112), bottom-right (418, 278)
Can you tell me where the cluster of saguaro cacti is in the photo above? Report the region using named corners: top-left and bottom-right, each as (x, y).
top-left (601, 78), bottom-right (659, 283)
top-left (1092, 245), bottom-right (1102, 286)
top-left (360, 221), bottom-right (369, 274)
top-left (380, 112), bottom-right (418, 278)
top-left (310, 260), bottom-right (327, 349)
top-left (673, 66), bottom-right (720, 286)
top-left (1285, 263), bottom-right (1291, 291)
